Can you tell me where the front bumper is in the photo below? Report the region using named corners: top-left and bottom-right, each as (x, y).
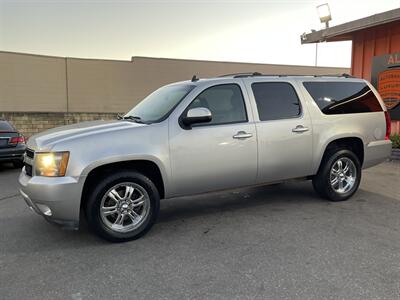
top-left (18, 168), bottom-right (85, 229)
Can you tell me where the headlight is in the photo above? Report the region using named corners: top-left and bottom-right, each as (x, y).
top-left (35, 152), bottom-right (70, 177)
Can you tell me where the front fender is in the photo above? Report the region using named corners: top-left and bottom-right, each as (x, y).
top-left (50, 123), bottom-right (171, 196)
top-left (79, 154), bottom-right (170, 196)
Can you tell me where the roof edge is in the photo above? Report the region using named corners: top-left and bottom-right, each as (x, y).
top-left (0, 50), bottom-right (349, 69)
top-left (301, 7), bottom-right (400, 44)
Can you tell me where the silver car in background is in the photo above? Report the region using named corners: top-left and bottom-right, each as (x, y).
top-left (19, 73), bottom-right (392, 242)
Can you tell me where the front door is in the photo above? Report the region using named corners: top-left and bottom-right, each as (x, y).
top-left (169, 83), bottom-right (258, 197)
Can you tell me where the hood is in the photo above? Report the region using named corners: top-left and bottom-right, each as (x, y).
top-left (27, 120), bottom-right (145, 151)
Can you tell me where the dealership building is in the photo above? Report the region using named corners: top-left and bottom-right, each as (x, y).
top-left (302, 7), bottom-right (400, 134)
top-left (0, 51), bottom-right (347, 137)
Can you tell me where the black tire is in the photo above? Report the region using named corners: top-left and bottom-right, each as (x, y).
top-left (312, 149), bottom-right (361, 201)
top-left (12, 160), bottom-right (24, 168)
top-left (85, 171), bottom-right (160, 242)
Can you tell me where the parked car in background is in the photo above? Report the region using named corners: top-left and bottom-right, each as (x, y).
top-left (0, 119), bottom-right (26, 168)
top-left (19, 74), bottom-right (392, 242)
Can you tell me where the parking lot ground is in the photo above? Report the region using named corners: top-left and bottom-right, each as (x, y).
top-left (0, 161), bottom-right (400, 299)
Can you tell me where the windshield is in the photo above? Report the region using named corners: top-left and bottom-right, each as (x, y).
top-left (125, 84), bottom-right (195, 123)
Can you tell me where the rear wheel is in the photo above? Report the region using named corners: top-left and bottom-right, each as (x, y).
top-left (312, 149), bottom-right (361, 201)
top-left (85, 171), bottom-right (160, 242)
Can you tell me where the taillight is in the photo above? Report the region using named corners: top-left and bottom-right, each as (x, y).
top-left (9, 135), bottom-right (25, 145)
top-left (384, 111), bottom-right (391, 140)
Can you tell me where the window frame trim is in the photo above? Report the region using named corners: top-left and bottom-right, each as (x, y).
top-left (251, 81), bottom-right (303, 122)
top-left (179, 83), bottom-right (249, 129)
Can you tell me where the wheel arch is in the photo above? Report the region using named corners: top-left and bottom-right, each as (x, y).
top-left (80, 159), bottom-right (166, 212)
top-left (315, 136), bottom-right (365, 173)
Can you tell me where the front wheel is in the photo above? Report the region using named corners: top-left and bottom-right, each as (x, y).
top-left (312, 149), bottom-right (361, 201)
top-left (85, 171), bottom-right (160, 242)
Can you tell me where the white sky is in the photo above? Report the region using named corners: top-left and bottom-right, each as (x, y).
top-left (0, 0), bottom-right (399, 67)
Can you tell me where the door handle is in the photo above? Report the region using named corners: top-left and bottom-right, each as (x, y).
top-left (292, 125), bottom-right (309, 133)
top-left (233, 131), bottom-right (253, 139)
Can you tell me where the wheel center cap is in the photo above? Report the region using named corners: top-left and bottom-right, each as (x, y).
top-left (122, 203), bottom-right (129, 210)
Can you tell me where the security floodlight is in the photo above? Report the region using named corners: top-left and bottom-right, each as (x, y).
top-left (317, 3), bottom-right (331, 28)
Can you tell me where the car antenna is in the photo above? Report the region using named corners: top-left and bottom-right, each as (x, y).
top-left (191, 75), bottom-right (199, 82)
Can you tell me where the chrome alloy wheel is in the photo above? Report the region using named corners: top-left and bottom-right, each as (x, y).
top-left (100, 182), bottom-right (150, 233)
top-left (330, 157), bottom-right (357, 194)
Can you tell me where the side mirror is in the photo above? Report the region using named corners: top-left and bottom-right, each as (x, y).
top-left (182, 107), bottom-right (212, 127)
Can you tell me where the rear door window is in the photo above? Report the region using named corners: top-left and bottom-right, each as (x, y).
top-left (251, 82), bottom-right (301, 121)
top-left (303, 81), bottom-right (382, 115)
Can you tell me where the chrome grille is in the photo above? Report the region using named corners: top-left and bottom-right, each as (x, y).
top-left (26, 149), bottom-right (34, 159)
top-left (24, 163), bottom-right (33, 177)
top-left (24, 149), bottom-right (34, 177)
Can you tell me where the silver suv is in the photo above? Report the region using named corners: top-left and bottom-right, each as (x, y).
top-left (19, 73), bottom-right (392, 242)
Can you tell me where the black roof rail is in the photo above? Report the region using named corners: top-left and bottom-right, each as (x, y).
top-left (219, 72), bottom-right (262, 78)
top-left (340, 73), bottom-right (355, 78)
top-left (218, 72), bottom-right (355, 79)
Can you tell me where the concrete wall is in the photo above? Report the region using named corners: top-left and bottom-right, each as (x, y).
top-left (0, 52), bottom-right (67, 112)
top-left (0, 112), bottom-right (118, 138)
top-left (67, 58), bottom-right (137, 113)
top-left (0, 51), bottom-right (350, 114)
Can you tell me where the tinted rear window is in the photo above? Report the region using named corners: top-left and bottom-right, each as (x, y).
top-left (252, 82), bottom-right (301, 121)
top-left (0, 121), bottom-right (15, 132)
top-left (303, 81), bottom-right (382, 115)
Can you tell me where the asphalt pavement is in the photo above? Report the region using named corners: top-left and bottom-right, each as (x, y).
top-left (0, 161), bottom-right (399, 299)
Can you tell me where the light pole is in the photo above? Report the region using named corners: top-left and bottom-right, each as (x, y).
top-left (317, 3), bottom-right (332, 29)
top-left (315, 3), bottom-right (332, 66)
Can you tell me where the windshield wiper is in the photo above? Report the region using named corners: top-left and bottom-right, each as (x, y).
top-left (121, 115), bottom-right (150, 124)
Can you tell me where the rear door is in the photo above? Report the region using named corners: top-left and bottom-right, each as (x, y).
top-left (243, 78), bottom-right (313, 183)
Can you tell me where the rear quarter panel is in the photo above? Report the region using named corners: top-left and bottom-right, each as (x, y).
top-left (296, 78), bottom-right (388, 174)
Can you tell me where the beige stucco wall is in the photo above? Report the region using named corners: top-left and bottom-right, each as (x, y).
top-left (0, 51), bottom-right (350, 113)
top-left (0, 52), bottom-right (67, 112)
top-left (66, 58), bottom-right (137, 113)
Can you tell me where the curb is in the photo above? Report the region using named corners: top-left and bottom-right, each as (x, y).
top-left (391, 148), bottom-right (400, 160)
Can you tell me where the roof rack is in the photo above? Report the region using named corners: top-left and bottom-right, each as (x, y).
top-left (218, 72), bottom-right (355, 79)
top-left (219, 72), bottom-right (262, 78)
